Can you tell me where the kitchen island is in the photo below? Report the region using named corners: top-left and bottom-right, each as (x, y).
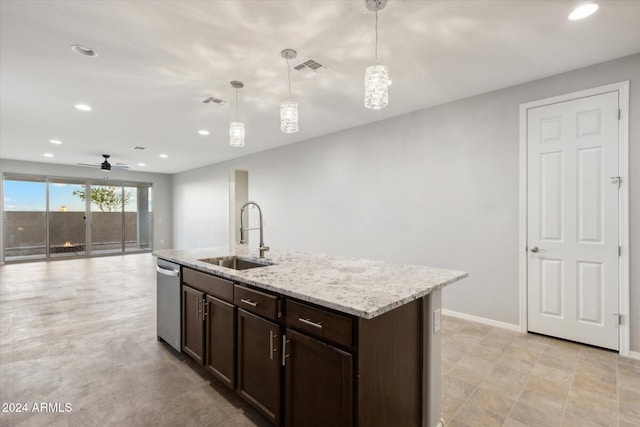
top-left (154, 247), bottom-right (467, 427)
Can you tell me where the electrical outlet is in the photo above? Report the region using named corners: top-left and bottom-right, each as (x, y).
top-left (434, 308), bottom-right (441, 333)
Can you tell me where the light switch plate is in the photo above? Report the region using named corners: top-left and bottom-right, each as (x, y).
top-left (434, 308), bottom-right (441, 333)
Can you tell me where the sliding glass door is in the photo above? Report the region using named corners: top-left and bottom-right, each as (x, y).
top-left (2, 174), bottom-right (153, 263)
top-left (3, 176), bottom-right (47, 261)
top-left (124, 182), bottom-right (153, 253)
top-left (48, 179), bottom-right (87, 258)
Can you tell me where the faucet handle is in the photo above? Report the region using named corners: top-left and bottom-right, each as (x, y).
top-left (261, 246), bottom-right (270, 252)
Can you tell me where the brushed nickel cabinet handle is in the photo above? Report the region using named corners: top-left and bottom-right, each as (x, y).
top-left (299, 317), bottom-right (323, 329)
top-left (240, 298), bottom-right (258, 307)
top-left (269, 330), bottom-right (275, 360)
top-left (281, 335), bottom-right (290, 366)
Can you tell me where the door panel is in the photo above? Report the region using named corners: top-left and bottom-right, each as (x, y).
top-left (577, 148), bottom-right (603, 243)
top-left (205, 295), bottom-right (236, 388)
top-left (284, 328), bottom-right (352, 427)
top-left (540, 152), bottom-right (563, 241)
top-left (527, 91), bottom-right (619, 350)
top-left (540, 259), bottom-right (563, 317)
top-left (182, 285), bottom-right (204, 364)
top-left (236, 309), bottom-right (281, 425)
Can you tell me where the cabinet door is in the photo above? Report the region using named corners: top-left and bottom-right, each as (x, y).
top-left (182, 285), bottom-right (204, 364)
top-left (284, 328), bottom-right (353, 427)
top-left (205, 295), bottom-right (236, 389)
top-left (237, 309), bottom-right (282, 425)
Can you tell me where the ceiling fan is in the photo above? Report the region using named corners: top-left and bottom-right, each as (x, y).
top-left (77, 154), bottom-right (129, 172)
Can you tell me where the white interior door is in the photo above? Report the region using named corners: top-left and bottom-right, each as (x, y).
top-left (527, 91), bottom-right (619, 350)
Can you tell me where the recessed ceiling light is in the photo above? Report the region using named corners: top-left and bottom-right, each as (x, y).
top-left (70, 45), bottom-right (98, 57)
top-left (49, 139), bottom-right (62, 144)
top-left (43, 153), bottom-right (54, 157)
top-left (75, 104), bottom-right (92, 111)
top-left (569, 3), bottom-right (599, 20)
top-left (138, 163), bottom-right (146, 167)
top-left (159, 154), bottom-right (168, 159)
top-left (198, 130), bottom-right (210, 136)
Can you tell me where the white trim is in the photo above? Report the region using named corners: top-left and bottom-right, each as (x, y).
top-left (518, 81), bottom-right (630, 356)
top-left (442, 309), bottom-right (520, 332)
top-left (628, 351), bottom-right (640, 361)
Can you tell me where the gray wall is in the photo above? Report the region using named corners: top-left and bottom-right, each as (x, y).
top-left (0, 159), bottom-right (173, 261)
top-left (172, 54), bottom-right (639, 352)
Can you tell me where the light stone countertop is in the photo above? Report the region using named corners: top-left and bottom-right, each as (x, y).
top-left (153, 246), bottom-right (468, 319)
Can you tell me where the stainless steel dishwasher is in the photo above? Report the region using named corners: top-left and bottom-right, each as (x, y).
top-left (156, 258), bottom-right (181, 352)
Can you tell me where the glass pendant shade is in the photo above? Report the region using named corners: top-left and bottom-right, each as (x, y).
top-left (364, 64), bottom-right (389, 110)
top-left (280, 101), bottom-right (299, 133)
top-left (229, 121), bottom-right (245, 147)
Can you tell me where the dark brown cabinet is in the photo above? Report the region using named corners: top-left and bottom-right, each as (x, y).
top-left (237, 308), bottom-right (282, 425)
top-left (181, 267), bottom-right (236, 389)
top-left (205, 295), bottom-right (235, 388)
top-left (182, 284), bottom-right (204, 364)
top-left (284, 328), bottom-right (353, 427)
top-left (177, 266), bottom-right (431, 427)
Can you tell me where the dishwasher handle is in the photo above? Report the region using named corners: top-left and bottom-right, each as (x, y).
top-left (156, 265), bottom-right (180, 277)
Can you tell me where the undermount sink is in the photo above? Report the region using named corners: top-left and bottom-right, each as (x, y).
top-left (198, 255), bottom-right (272, 271)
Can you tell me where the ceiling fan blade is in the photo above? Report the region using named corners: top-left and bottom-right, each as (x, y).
top-left (111, 165), bottom-right (130, 170)
top-left (77, 163), bottom-right (99, 168)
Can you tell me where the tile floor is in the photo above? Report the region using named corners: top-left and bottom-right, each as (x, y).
top-left (441, 315), bottom-right (640, 426)
top-left (1, 254), bottom-right (638, 426)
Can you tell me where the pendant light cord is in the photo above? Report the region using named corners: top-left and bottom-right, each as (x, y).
top-left (235, 87), bottom-right (238, 119)
top-left (375, 8), bottom-right (379, 64)
top-left (286, 56), bottom-right (291, 101)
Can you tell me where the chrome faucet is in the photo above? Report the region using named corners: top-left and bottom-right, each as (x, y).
top-left (239, 201), bottom-right (270, 258)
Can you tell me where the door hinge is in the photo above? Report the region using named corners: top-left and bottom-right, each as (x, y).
top-left (618, 109), bottom-right (621, 120)
top-left (613, 313), bottom-right (622, 325)
top-left (611, 176), bottom-right (621, 188)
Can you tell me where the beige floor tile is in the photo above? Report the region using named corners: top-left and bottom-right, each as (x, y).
top-left (442, 374), bottom-right (478, 401)
top-left (570, 373), bottom-right (617, 398)
top-left (503, 417), bottom-right (529, 427)
top-left (538, 346), bottom-right (578, 371)
top-left (564, 387), bottom-right (618, 426)
top-left (618, 363), bottom-right (640, 390)
top-left (561, 413), bottom-right (609, 427)
top-left (509, 401), bottom-right (563, 427)
top-left (618, 419), bottom-right (640, 427)
top-left (452, 400), bottom-right (505, 426)
top-left (618, 386), bottom-right (640, 424)
top-left (481, 364), bottom-right (530, 396)
top-left (518, 376), bottom-right (569, 417)
top-left (530, 363), bottom-right (573, 387)
top-left (465, 384), bottom-right (517, 417)
top-left (448, 363), bottom-right (488, 386)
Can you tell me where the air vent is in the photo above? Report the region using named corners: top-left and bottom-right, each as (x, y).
top-left (131, 146), bottom-right (150, 151)
top-left (294, 58), bottom-right (329, 74)
top-left (202, 96), bottom-right (229, 105)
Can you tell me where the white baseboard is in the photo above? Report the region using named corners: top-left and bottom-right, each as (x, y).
top-left (628, 351), bottom-right (640, 361)
top-left (442, 309), bottom-right (520, 332)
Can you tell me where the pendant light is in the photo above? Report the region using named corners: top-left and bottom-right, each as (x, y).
top-left (364, 0), bottom-right (389, 110)
top-left (280, 49), bottom-right (299, 133)
top-left (229, 81), bottom-right (245, 147)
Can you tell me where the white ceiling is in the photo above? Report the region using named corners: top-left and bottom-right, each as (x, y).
top-left (1, 1), bottom-right (639, 174)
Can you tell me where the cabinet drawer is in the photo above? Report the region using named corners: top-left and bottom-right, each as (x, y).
top-left (285, 300), bottom-right (353, 348)
top-left (182, 267), bottom-right (234, 303)
top-left (234, 284), bottom-right (280, 321)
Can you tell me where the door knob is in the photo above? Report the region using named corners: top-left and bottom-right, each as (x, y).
top-left (530, 246), bottom-right (539, 253)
